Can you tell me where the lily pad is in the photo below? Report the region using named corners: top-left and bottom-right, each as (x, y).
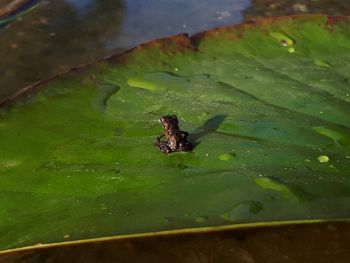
top-left (1, 14), bottom-right (350, 251)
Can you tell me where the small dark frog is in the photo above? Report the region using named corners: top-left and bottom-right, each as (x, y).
top-left (156, 115), bottom-right (192, 154)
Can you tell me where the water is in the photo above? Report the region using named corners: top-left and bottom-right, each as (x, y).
top-left (218, 153), bottom-right (236, 161)
top-left (0, 0), bottom-right (250, 100)
top-left (1, 0), bottom-right (350, 100)
top-left (318, 155), bottom-right (330, 163)
top-left (270, 32), bottom-right (294, 47)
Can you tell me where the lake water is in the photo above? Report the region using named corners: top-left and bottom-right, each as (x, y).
top-left (0, 0), bottom-right (348, 100)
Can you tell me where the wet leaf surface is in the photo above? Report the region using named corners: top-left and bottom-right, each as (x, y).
top-left (0, 15), bottom-right (350, 251)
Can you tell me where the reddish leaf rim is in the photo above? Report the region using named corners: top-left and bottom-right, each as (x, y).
top-left (1, 14), bottom-right (348, 108)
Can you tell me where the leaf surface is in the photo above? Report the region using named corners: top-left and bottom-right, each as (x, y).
top-left (0, 15), bottom-right (350, 251)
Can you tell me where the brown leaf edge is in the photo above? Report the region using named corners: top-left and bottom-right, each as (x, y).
top-left (1, 14), bottom-right (348, 109)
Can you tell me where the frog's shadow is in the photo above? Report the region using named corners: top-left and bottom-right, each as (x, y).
top-left (189, 114), bottom-right (227, 149)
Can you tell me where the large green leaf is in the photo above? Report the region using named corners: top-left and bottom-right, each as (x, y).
top-left (0, 14), bottom-right (350, 251)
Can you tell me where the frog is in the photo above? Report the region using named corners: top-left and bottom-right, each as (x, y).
top-left (156, 115), bottom-right (192, 154)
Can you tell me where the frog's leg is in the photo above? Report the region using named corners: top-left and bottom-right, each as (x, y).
top-left (180, 131), bottom-right (192, 152)
top-left (156, 135), bottom-right (172, 154)
top-left (158, 142), bottom-right (172, 154)
top-left (179, 141), bottom-right (192, 152)
top-left (181, 131), bottom-right (189, 140)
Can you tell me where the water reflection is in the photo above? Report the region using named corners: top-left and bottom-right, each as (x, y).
top-left (108, 0), bottom-right (251, 49)
top-left (64, 0), bottom-right (96, 15)
top-left (1, 0), bottom-right (350, 100)
top-left (0, 0), bottom-right (125, 99)
top-left (0, 0), bottom-right (251, 100)
top-left (244, 0), bottom-right (350, 19)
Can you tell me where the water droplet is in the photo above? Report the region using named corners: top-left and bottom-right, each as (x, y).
top-left (346, 156), bottom-right (350, 159)
top-left (313, 126), bottom-right (349, 147)
top-left (288, 47), bottom-right (295, 53)
top-left (127, 77), bottom-right (163, 91)
top-left (314, 59), bottom-right (332, 69)
top-left (196, 216), bottom-right (208, 223)
top-left (270, 32), bottom-right (294, 46)
top-left (100, 203), bottom-right (108, 210)
top-left (164, 217), bottom-right (173, 223)
top-left (63, 234), bottom-right (70, 239)
top-left (318, 155), bottom-right (330, 163)
top-left (221, 201), bottom-right (263, 221)
top-left (218, 153), bottom-right (236, 161)
top-left (174, 68), bottom-right (179, 71)
top-left (304, 159), bottom-right (311, 162)
top-left (0, 159), bottom-right (21, 169)
top-left (255, 177), bottom-right (295, 200)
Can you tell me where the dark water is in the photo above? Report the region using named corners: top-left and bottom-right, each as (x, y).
top-left (0, 0), bottom-right (249, 100)
top-left (2, 222), bottom-right (350, 262)
top-left (0, 0), bottom-right (349, 100)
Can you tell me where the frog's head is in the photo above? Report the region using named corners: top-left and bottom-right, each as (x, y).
top-left (160, 115), bottom-right (178, 130)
